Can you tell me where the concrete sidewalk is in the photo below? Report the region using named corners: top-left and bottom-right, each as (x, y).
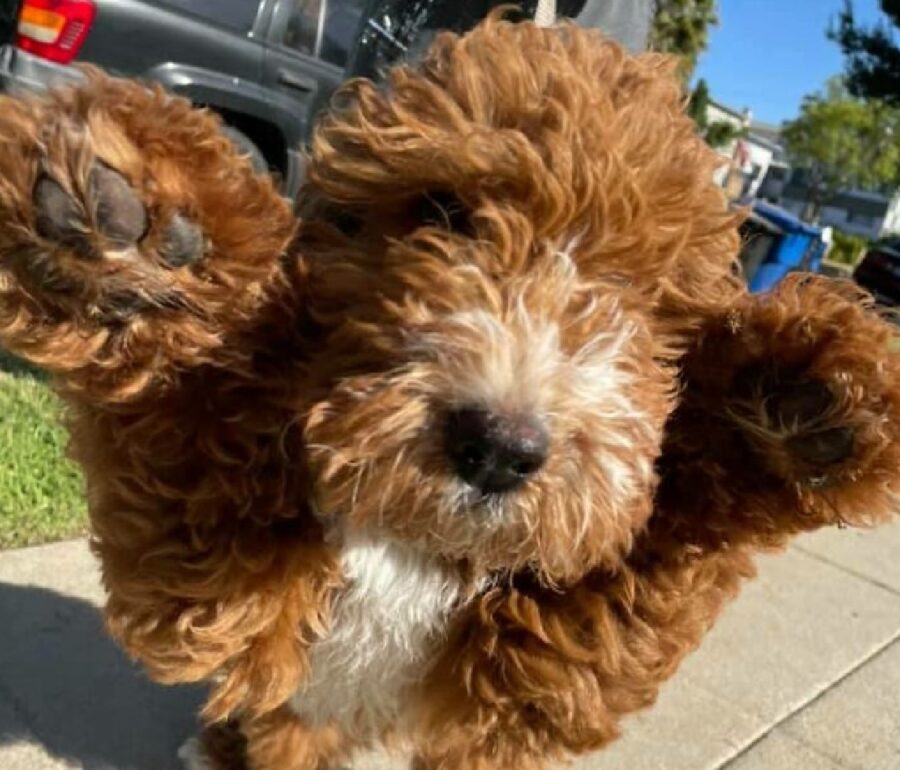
top-left (1, 525), bottom-right (899, 770)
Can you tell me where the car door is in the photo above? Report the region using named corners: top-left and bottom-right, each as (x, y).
top-left (262, 0), bottom-right (364, 142)
top-left (77, 0), bottom-right (266, 82)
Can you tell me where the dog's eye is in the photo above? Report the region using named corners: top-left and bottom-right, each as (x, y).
top-left (323, 208), bottom-right (365, 238)
top-left (409, 190), bottom-right (472, 234)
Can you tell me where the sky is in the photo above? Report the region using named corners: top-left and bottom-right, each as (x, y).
top-left (694, 0), bottom-right (888, 126)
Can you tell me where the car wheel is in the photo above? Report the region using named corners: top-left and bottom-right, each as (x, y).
top-left (219, 125), bottom-right (268, 174)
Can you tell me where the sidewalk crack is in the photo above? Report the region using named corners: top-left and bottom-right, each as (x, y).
top-left (793, 546), bottom-right (900, 597)
top-left (714, 631), bottom-right (900, 769)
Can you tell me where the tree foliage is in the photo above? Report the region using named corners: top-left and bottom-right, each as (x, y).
top-left (831, 0), bottom-right (900, 104)
top-left (781, 79), bottom-right (900, 221)
top-left (686, 78), bottom-right (745, 148)
top-left (651, 0), bottom-right (719, 78)
top-left (829, 230), bottom-right (870, 266)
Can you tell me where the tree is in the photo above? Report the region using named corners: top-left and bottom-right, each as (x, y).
top-left (686, 78), bottom-right (746, 149)
top-left (830, 0), bottom-right (900, 104)
top-left (651, 4), bottom-right (733, 149)
top-left (650, 0), bottom-right (719, 79)
top-left (781, 79), bottom-right (900, 222)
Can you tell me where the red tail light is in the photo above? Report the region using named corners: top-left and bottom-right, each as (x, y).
top-left (16, 0), bottom-right (96, 64)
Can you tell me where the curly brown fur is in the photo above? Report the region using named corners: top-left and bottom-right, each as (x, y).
top-left (0, 68), bottom-right (339, 722)
top-left (0, 14), bottom-right (898, 770)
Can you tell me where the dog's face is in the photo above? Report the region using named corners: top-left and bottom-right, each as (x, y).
top-left (299, 20), bottom-right (739, 581)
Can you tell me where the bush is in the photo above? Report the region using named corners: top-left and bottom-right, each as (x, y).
top-left (828, 230), bottom-right (869, 266)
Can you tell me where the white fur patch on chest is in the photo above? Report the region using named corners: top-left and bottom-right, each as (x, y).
top-left (290, 534), bottom-right (467, 733)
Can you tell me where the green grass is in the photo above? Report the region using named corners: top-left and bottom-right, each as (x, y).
top-left (0, 351), bottom-right (86, 548)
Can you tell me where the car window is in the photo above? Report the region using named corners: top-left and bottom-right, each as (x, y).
top-left (282, 0), bottom-right (324, 56)
top-left (320, 0), bottom-right (368, 67)
top-left (281, 0), bottom-right (366, 66)
top-left (158, 0), bottom-right (262, 33)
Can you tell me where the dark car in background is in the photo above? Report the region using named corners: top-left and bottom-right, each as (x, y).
top-left (853, 238), bottom-right (900, 306)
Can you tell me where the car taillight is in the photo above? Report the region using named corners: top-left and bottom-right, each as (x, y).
top-left (16, 0), bottom-right (96, 64)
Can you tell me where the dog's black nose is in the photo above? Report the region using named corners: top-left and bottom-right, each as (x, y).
top-left (444, 407), bottom-right (548, 494)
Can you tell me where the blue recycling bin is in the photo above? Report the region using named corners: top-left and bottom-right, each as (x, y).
top-left (741, 201), bottom-right (826, 293)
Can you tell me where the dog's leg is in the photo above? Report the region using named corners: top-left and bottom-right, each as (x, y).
top-left (242, 708), bottom-right (354, 770)
top-left (0, 75), bottom-right (336, 725)
top-left (658, 273), bottom-right (900, 550)
top-left (0, 72), bottom-right (296, 402)
top-left (413, 542), bottom-right (749, 769)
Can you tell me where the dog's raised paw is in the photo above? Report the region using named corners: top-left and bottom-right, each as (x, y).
top-left (33, 175), bottom-right (91, 253)
top-left (765, 379), bottom-right (833, 428)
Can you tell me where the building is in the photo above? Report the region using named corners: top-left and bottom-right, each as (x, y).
top-left (704, 97), bottom-right (900, 240)
top-left (706, 102), bottom-right (783, 201)
top-left (741, 130), bottom-right (785, 199)
top-left (774, 168), bottom-right (900, 241)
top-left (722, 115), bottom-right (900, 241)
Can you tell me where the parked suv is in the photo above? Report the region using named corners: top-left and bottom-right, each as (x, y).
top-left (0, 0), bottom-right (383, 196)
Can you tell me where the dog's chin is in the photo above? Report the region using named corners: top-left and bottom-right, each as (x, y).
top-left (309, 485), bottom-right (511, 546)
top-left (442, 480), bottom-right (516, 520)
top-left (308, 482), bottom-right (611, 585)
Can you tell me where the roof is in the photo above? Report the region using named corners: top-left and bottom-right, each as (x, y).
top-left (746, 132), bottom-right (783, 153)
top-left (750, 121), bottom-right (783, 144)
top-left (708, 99), bottom-right (750, 123)
top-left (781, 179), bottom-right (894, 218)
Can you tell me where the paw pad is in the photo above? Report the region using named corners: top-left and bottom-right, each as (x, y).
top-left (766, 380), bottom-right (833, 427)
top-left (786, 426), bottom-right (855, 466)
top-left (88, 163), bottom-right (148, 246)
top-left (34, 164), bottom-right (148, 255)
top-left (34, 175), bottom-right (91, 255)
top-left (767, 380), bottom-right (855, 468)
top-left (32, 161), bottom-right (203, 268)
top-left (160, 213), bottom-right (204, 268)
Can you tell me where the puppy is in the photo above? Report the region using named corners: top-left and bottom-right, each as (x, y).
top-left (0, 15), bottom-right (897, 770)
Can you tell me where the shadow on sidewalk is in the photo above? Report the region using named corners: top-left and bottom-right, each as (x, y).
top-left (0, 582), bottom-right (205, 770)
